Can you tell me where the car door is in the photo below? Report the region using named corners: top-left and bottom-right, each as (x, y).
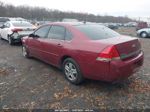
top-left (1, 22), bottom-right (11, 40)
top-left (41, 25), bottom-right (66, 66)
top-left (27, 25), bottom-right (51, 60)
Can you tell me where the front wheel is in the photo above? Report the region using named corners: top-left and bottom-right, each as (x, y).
top-left (62, 58), bottom-right (84, 85)
top-left (140, 32), bottom-right (148, 38)
top-left (22, 45), bottom-right (30, 58)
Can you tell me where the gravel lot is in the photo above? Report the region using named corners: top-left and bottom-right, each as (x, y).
top-left (0, 27), bottom-right (150, 110)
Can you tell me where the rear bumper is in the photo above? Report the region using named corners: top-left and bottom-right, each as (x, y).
top-left (82, 51), bottom-right (144, 82)
top-left (109, 51), bottom-right (144, 82)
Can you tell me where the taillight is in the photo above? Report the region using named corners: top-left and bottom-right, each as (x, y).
top-left (97, 45), bottom-right (120, 61)
top-left (11, 28), bottom-right (23, 32)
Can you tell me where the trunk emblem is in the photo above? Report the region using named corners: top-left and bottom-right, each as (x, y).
top-left (132, 44), bottom-right (136, 48)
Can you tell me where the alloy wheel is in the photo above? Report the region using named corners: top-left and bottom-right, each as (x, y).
top-left (64, 62), bottom-right (78, 81)
top-left (141, 32), bottom-right (147, 38)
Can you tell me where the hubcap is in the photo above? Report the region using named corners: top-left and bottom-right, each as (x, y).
top-left (64, 62), bottom-right (77, 81)
top-left (141, 33), bottom-right (147, 38)
top-left (22, 46), bottom-right (27, 57)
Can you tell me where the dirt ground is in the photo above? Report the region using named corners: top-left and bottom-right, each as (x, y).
top-left (0, 27), bottom-right (150, 110)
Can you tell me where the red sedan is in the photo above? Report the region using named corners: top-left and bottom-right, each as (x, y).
top-left (21, 23), bottom-right (144, 84)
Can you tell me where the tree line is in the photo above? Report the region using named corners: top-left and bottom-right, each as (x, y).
top-left (0, 1), bottom-right (134, 23)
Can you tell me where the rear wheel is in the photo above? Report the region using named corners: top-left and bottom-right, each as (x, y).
top-left (62, 58), bottom-right (84, 85)
top-left (140, 32), bottom-right (148, 38)
top-left (22, 45), bottom-right (30, 58)
top-left (8, 36), bottom-right (14, 45)
top-left (0, 34), bottom-right (3, 40)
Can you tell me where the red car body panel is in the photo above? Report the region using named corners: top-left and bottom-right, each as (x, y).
top-left (22, 23), bottom-right (144, 82)
top-left (136, 22), bottom-right (148, 30)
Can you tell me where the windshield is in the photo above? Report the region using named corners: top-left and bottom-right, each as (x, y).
top-left (75, 24), bottom-right (120, 40)
top-left (12, 22), bottom-right (34, 27)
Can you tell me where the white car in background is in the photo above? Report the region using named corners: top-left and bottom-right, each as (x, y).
top-left (137, 28), bottom-right (150, 38)
top-left (0, 21), bottom-right (36, 45)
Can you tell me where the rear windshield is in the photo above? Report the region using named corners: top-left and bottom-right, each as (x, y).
top-left (0, 18), bottom-right (9, 22)
top-left (12, 22), bottom-right (34, 27)
top-left (75, 24), bottom-right (120, 40)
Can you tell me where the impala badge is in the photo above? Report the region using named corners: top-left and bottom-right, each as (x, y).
top-left (132, 44), bottom-right (136, 48)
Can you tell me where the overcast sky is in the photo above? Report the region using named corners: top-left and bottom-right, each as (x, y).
top-left (1, 0), bottom-right (150, 17)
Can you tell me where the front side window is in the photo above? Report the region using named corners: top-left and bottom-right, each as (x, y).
top-left (34, 25), bottom-right (51, 38)
top-left (48, 25), bottom-right (65, 40)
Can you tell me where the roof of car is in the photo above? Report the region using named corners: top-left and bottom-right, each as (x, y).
top-left (8, 21), bottom-right (31, 24)
top-left (9, 20), bottom-right (27, 22)
top-left (51, 22), bottom-right (85, 26)
top-left (48, 22), bottom-right (100, 27)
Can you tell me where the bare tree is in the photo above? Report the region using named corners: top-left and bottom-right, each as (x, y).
top-left (0, 1), bottom-right (134, 23)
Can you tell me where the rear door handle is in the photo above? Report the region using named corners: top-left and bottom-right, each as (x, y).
top-left (57, 43), bottom-right (63, 47)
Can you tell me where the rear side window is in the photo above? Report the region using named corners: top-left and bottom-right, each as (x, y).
top-left (65, 30), bottom-right (73, 41)
top-left (48, 25), bottom-right (65, 40)
top-left (75, 24), bottom-right (120, 40)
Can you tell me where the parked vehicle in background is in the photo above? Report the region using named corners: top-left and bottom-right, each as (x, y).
top-left (62, 18), bottom-right (79, 22)
top-left (103, 23), bottom-right (119, 29)
top-left (0, 17), bottom-right (10, 29)
top-left (137, 28), bottom-right (150, 38)
top-left (108, 23), bottom-right (118, 29)
top-left (124, 22), bottom-right (137, 27)
top-left (136, 22), bottom-right (148, 31)
top-left (0, 17), bottom-right (27, 22)
top-left (0, 17), bottom-right (27, 30)
top-left (22, 23), bottom-right (143, 85)
top-left (0, 21), bottom-right (36, 45)
top-left (147, 22), bottom-right (150, 27)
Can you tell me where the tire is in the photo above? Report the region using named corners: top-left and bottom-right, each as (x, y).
top-left (8, 36), bottom-right (14, 45)
top-left (0, 34), bottom-right (2, 40)
top-left (22, 45), bottom-right (30, 58)
top-left (62, 58), bottom-right (84, 85)
top-left (140, 32), bottom-right (148, 38)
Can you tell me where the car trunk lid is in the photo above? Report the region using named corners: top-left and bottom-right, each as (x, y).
top-left (92, 36), bottom-right (141, 60)
top-left (115, 38), bottom-right (141, 60)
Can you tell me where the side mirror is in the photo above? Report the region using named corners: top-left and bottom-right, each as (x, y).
top-left (29, 34), bottom-right (40, 38)
top-left (29, 34), bottom-right (35, 37)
